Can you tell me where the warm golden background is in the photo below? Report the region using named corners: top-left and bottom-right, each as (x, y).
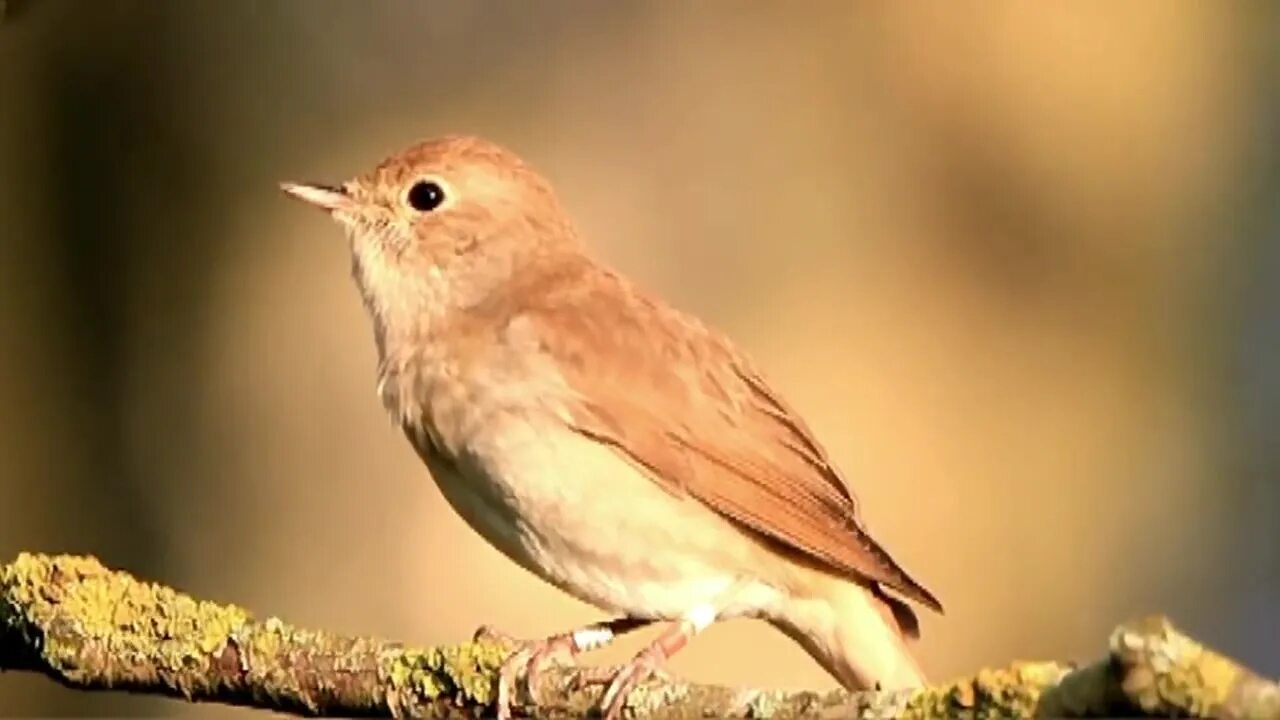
top-left (1, 1), bottom-right (1278, 715)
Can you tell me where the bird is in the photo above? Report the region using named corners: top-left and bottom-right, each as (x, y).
top-left (280, 134), bottom-right (943, 719)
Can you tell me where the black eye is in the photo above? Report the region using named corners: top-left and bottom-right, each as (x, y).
top-left (406, 181), bottom-right (446, 212)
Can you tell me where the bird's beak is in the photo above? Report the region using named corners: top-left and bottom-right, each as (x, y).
top-left (279, 181), bottom-right (352, 213)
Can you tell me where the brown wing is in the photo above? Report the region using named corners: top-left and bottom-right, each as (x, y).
top-left (510, 260), bottom-right (942, 614)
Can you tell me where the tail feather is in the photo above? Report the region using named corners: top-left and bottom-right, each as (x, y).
top-left (771, 578), bottom-right (926, 691)
top-left (875, 584), bottom-right (922, 640)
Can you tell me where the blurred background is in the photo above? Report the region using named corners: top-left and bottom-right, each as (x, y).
top-left (1, 1), bottom-right (1278, 715)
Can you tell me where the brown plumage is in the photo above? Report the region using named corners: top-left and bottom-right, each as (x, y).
top-left (281, 134), bottom-right (943, 720)
top-left (488, 257), bottom-right (942, 613)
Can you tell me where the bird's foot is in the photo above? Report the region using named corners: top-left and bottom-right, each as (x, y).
top-left (595, 645), bottom-right (674, 720)
top-left (475, 618), bottom-right (649, 720)
top-left (588, 622), bottom-right (692, 720)
top-left (474, 627), bottom-right (577, 720)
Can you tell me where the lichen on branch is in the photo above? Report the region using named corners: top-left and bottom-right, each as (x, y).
top-left (0, 552), bottom-right (1276, 719)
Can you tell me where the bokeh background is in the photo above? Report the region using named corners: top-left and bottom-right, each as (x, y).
top-left (1, 1), bottom-right (1278, 715)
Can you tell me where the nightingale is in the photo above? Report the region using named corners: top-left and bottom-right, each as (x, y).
top-left (281, 135), bottom-right (943, 720)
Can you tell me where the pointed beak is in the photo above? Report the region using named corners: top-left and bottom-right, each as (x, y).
top-left (279, 181), bottom-right (352, 213)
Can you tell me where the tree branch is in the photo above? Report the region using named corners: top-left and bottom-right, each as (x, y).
top-left (0, 553), bottom-right (1275, 718)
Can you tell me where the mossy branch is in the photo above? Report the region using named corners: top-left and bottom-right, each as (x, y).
top-left (0, 553), bottom-right (1276, 719)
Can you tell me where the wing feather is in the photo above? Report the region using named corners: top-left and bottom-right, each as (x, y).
top-left (503, 260), bottom-right (943, 613)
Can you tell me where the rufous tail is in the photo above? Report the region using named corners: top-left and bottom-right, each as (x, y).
top-left (770, 577), bottom-right (925, 691)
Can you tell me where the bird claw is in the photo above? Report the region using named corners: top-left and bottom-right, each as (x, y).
top-left (473, 624), bottom-right (516, 644)
top-left (570, 662), bottom-right (672, 691)
top-left (486, 630), bottom-right (579, 720)
top-left (476, 618), bottom-right (660, 719)
top-left (596, 646), bottom-right (670, 720)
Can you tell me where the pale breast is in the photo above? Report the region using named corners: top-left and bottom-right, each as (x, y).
top-left (426, 408), bottom-right (789, 620)
top-left (381, 313), bottom-right (791, 620)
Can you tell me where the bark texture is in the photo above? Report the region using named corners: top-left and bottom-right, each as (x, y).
top-left (1, 553), bottom-right (1276, 718)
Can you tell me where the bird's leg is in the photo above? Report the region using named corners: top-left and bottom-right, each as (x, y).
top-left (483, 617), bottom-right (651, 720)
top-left (596, 605), bottom-right (717, 720)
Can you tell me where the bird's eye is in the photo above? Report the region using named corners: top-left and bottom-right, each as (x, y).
top-left (406, 181), bottom-right (446, 212)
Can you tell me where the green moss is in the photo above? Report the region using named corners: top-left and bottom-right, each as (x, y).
top-left (243, 616), bottom-right (286, 668)
top-left (383, 638), bottom-right (509, 707)
top-left (7, 553), bottom-right (1275, 719)
top-left (435, 639), bottom-right (509, 704)
top-left (1, 552), bottom-right (251, 688)
top-left (386, 647), bottom-right (450, 700)
top-left (1111, 615), bottom-right (1227, 717)
top-left (892, 661), bottom-right (1070, 719)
